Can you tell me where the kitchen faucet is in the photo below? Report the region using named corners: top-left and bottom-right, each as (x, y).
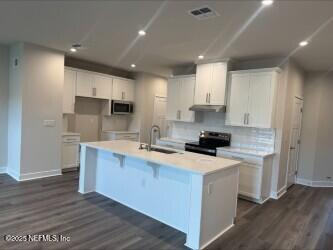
top-left (147, 125), bottom-right (161, 151)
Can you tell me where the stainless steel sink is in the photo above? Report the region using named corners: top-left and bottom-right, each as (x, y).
top-left (150, 147), bottom-right (178, 154)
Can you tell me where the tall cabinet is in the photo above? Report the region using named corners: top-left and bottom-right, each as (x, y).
top-left (194, 62), bottom-right (228, 105)
top-left (226, 68), bottom-right (280, 128)
top-left (63, 68), bottom-right (76, 114)
top-left (166, 75), bottom-right (195, 122)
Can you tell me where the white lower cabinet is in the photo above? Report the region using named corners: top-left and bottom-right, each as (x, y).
top-left (217, 150), bottom-right (273, 204)
top-left (62, 134), bottom-right (80, 171)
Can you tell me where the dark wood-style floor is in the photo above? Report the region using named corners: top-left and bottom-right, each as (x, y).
top-left (0, 172), bottom-right (332, 250)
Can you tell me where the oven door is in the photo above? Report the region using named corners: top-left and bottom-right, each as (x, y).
top-left (111, 100), bottom-right (133, 114)
top-left (185, 145), bottom-right (216, 156)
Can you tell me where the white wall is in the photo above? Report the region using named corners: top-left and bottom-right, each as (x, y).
top-left (298, 72), bottom-right (333, 186)
top-left (132, 73), bottom-right (167, 143)
top-left (0, 46), bottom-right (9, 171)
top-left (269, 61), bottom-right (304, 196)
top-left (8, 43), bottom-right (64, 180)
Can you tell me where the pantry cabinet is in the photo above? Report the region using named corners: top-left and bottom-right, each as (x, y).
top-left (194, 62), bottom-right (228, 105)
top-left (63, 68), bottom-right (76, 114)
top-left (226, 68), bottom-right (280, 128)
top-left (112, 78), bottom-right (135, 102)
top-left (166, 75), bottom-right (195, 122)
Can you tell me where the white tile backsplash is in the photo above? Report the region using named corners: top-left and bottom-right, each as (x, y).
top-left (169, 112), bottom-right (275, 152)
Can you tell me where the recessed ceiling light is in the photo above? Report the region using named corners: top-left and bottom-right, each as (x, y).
top-left (138, 30), bottom-right (146, 36)
top-left (70, 47), bottom-right (77, 52)
top-left (198, 55), bottom-right (204, 59)
top-left (299, 41), bottom-right (309, 47)
top-left (131, 64), bottom-right (136, 68)
top-left (262, 0), bottom-right (274, 6)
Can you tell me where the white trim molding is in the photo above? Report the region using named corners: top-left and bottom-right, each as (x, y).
top-left (0, 166), bottom-right (7, 174)
top-left (7, 168), bottom-right (61, 181)
top-left (270, 185), bottom-right (287, 200)
top-left (297, 177), bottom-right (333, 187)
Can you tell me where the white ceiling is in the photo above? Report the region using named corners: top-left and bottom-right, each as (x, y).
top-left (0, 1), bottom-right (332, 76)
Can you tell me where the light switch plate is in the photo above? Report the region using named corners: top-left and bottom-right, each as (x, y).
top-left (43, 120), bottom-right (56, 127)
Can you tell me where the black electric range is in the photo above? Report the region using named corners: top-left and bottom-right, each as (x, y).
top-left (185, 131), bottom-right (231, 156)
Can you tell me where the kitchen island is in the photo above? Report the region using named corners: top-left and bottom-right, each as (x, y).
top-left (79, 140), bottom-right (240, 250)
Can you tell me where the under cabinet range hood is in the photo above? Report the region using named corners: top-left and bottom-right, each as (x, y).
top-left (189, 105), bottom-right (226, 113)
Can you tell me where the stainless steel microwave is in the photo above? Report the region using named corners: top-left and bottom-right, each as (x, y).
top-left (111, 100), bottom-right (134, 114)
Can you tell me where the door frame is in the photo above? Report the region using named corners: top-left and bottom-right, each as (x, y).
top-left (285, 96), bottom-right (304, 188)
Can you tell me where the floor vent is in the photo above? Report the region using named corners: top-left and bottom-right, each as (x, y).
top-left (188, 6), bottom-right (219, 20)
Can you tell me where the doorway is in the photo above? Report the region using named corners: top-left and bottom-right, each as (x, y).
top-left (152, 96), bottom-right (167, 143)
top-left (287, 96), bottom-right (304, 188)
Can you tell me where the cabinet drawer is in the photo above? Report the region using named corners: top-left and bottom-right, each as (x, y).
top-left (62, 136), bottom-right (80, 143)
top-left (114, 134), bottom-right (139, 140)
top-left (217, 150), bottom-right (263, 165)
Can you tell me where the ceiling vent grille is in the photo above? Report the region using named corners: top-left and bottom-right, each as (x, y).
top-left (189, 6), bottom-right (219, 20)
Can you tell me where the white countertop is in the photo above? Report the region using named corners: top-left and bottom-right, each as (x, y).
top-left (217, 147), bottom-right (275, 158)
top-left (81, 140), bottom-right (240, 175)
top-left (102, 130), bottom-right (139, 134)
top-left (158, 137), bottom-right (194, 144)
top-left (62, 132), bottom-right (80, 136)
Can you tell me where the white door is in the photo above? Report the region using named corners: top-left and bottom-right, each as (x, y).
top-left (112, 78), bottom-right (132, 101)
top-left (76, 71), bottom-right (93, 97)
top-left (287, 97), bottom-right (303, 188)
top-left (153, 96), bottom-right (167, 141)
top-left (247, 73), bottom-right (273, 128)
top-left (194, 64), bottom-right (211, 105)
top-left (180, 76), bottom-right (195, 122)
top-left (63, 69), bottom-right (76, 114)
top-left (93, 74), bottom-right (112, 99)
top-left (226, 73), bottom-right (250, 126)
top-left (210, 62), bottom-right (227, 105)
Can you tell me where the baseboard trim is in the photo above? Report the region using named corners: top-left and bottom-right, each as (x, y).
top-left (297, 178), bottom-right (333, 187)
top-left (0, 166), bottom-right (7, 174)
top-left (270, 185), bottom-right (287, 200)
top-left (18, 169), bottom-right (62, 181)
top-left (7, 168), bottom-right (20, 181)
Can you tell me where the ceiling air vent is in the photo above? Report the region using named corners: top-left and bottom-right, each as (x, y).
top-left (189, 6), bottom-right (219, 20)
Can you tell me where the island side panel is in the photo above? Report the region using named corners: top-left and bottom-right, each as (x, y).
top-left (93, 150), bottom-right (191, 233)
top-left (186, 165), bottom-right (239, 250)
top-left (79, 145), bottom-right (98, 194)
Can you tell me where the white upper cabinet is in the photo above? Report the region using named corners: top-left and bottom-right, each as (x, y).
top-left (112, 78), bottom-right (135, 102)
top-left (226, 68), bottom-right (280, 128)
top-left (76, 71), bottom-right (93, 98)
top-left (76, 70), bottom-right (112, 99)
top-left (194, 62), bottom-right (228, 105)
top-left (166, 75), bottom-right (195, 122)
top-left (93, 74), bottom-right (112, 99)
top-left (63, 68), bottom-right (76, 114)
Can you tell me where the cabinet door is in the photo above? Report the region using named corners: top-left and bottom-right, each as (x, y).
top-left (123, 80), bottom-right (134, 101)
top-left (166, 78), bottom-right (180, 121)
top-left (210, 62), bottom-right (227, 105)
top-left (76, 71), bottom-right (93, 97)
top-left (194, 64), bottom-right (211, 105)
top-left (63, 69), bottom-right (76, 114)
top-left (248, 73), bottom-right (273, 128)
top-left (226, 73), bottom-right (250, 126)
top-left (62, 142), bottom-right (79, 169)
top-left (93, 74), bottom-right (112, 99)
top-left (112, 78), bottom-right (134, 101)
top-left (179, 76), bottom-right (195, 122)
top-left (238, 163), bottom-right (262, 200)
